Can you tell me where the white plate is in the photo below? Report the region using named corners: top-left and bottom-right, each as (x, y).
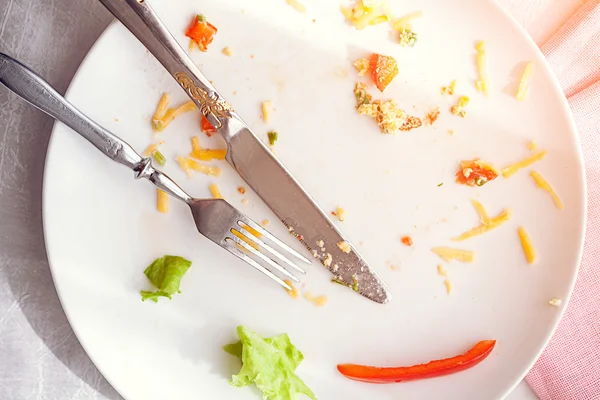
top-left (43, 0), bottom-right (586, 399)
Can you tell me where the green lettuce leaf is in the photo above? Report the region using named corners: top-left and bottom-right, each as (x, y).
top-left (140, 255), bottom-right (191, 302)
top-left (224, 325), bottom-right (317, 400)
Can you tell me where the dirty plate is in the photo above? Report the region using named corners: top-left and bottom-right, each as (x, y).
top-left (43, 0), bottom-right (585, 399)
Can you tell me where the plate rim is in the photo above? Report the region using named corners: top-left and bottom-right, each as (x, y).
top-left (41, 2), bottom-right (588, 398)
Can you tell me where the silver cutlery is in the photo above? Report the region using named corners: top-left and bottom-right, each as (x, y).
top-left (98, 0), bottom-right (392, 303)
top-left (0, 52), bottom-right (310, 290)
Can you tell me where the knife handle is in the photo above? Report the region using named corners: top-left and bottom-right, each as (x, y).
top-left (98, 0), bottom-right (232, 131)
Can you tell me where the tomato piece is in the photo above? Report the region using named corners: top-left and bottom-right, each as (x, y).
top-left (337, 340), bottom-right (496, 383)
top-left (185, 15), bottom-right (217, 52)
top-left (201, 114), bottom-right (217, 137)
top-left (456, 162), bottom-right (498, 186)
top-left (370, 53), bottom-right (399, 92)
top-left (400, 236), bottom-right (413, 246)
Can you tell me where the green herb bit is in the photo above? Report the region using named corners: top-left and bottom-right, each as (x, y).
top-left (352, 276), bottom-right (359, 292)
top-left (268, 131), bottom-right (278, 146)
top-left (399, 29), bottom-right (418, 47)
top-left (438, 182), bottom-right (444, 187)
top-left (475, 177), bottom-right (488, 186)
top-left (152, 150), bottom-right (166, 166)
top-left (331, 277), bottom-right (350, 287)
top-left (197, 14), bottom-right (207, 23)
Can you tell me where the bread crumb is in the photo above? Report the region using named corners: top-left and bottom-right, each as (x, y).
top-left (241, 198), bottom-right (249, 205)
top-left (353, 58), bottom-right (370, 76)
top-left (337, 241), bottom-right (351, 253)
top-left (304, 292), bottom-right (327, 306)
top-left (549, 298), bottom-right (562, 307)
top-left (324, 253), bottom-right (333, 267)
top-left (222, 47), bottom-right (233, 56)
top-left (316, 240), bottom-right (324, 247)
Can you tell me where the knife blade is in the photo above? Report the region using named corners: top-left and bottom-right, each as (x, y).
top-left (99, 0), bottom-right (391, 303)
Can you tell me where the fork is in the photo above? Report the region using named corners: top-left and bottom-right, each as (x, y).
top-left (0, 52), bottom-right (310, 290)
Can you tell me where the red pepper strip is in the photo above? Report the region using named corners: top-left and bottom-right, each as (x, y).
top-left (337, 340), bottom-right (496, 383)
top-left (200, 114), bottom-right (217, 137)
top-left (185, 15), bottom-right (218, 52)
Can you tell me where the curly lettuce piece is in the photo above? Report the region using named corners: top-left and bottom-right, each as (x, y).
top-left (224, 325), bottom-right (317, 400)
top-left (140, 255), bottom-right (192, 302)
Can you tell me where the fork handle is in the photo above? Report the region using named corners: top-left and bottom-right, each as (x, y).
top-left (0, 52), bottom-right (192, 204)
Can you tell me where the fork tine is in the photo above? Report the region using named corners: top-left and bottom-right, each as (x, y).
top-left (224, 237), bottom-right (293, 290)
top-left (237, 226), bottom-right (306, 274)
top-left (237, 217), bottom-right (312, 264)
top-left (229, 232), bottom-right (300, 282)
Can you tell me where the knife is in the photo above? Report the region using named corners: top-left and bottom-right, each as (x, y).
top-left (98, 0), bottom-right (391, 304)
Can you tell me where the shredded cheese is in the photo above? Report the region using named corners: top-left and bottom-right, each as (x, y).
top-left (286, 0), bottom-right (306, 13)
top-left (452, 208), bottom-right (511, 241)
top-left (152, 93), bottom-right (170, 128)
top-left (471, 199), bottom-right (491, 226)
top-left (501, 150), bottom-right (547, 178)
top-left (432, 247), bottom-right (475, 263)
top-left (283, 279), bottom-right (299, 299)
top-left (530, 171), bottom-right (564, 209)
top-left (157, 189), bottom-right (169, 213)
top-left (437, 264), bottom-right (449, 277)
top-left (444, 279), bottom-right (453, 295)
top-left (341, 1), bottom-right (391, 30)
top-left (191, 148), bottom-right (227, 161)
top-left (232, 229), bottom-right (259, 251)
top-left (261, 101), bottom-right (272, 123)
top-left (516, 62), bottom-right (534, 101)
top-left (391, 11), bottom-right (422, 31)
top-left (475, 41), bottom-right (490, 96)
top-left (186, 158), bottom-right (222, 176)
top-left (191, 136), bottom-right (201, 152)
top-left (176, 156), bottom-right (194, 178)
top-left (304, 292), bottom-right (328, 307)
top-left (143, 144), bottom-right (159, 157)
top-left (209, 183), bottom-right (222, 199)
top-left (518, 226), bottom-right (536, 264)
top-left (153, 101), bottom-right (197, 132)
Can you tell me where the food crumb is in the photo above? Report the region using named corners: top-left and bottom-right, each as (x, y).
top-left (353, 58), bottom-right (370, 76)
top-left (304, 292), bottom-right (327, 307)
top-left (528, 141), bottom-right (538, 151)
top-left (437, 264), bottom-right (448, 277)
top-left (399, 116), bottom-right (422, 131)
top-left (425, 107), bottom-right (440, 125)
top-left (549, 298), bottom-right (562, 307)
top-left (316, 240), bottom-right (324, 247)
top-left (250, 54), bottom-right (255, 59)
top-left (114, 118), bottom-right (119, 122)
top-left (337, 241), bottom-right (351, 253)
top-left (241, 198), bottom-right (249, 205)
top-left (323, 253), bottom-right (333, 267)
top-left (335, 207), bottom-right (346, 222)
top-left (221, 47), bottom-right (233, 56)
top-left (400, 236), bottom-right (413, 246)
top-left (237, 186), bottom-right (246, 195)
top-left (283, 279), bottom-right (298, 299)
top-left (448, 129), bottom-right (454, 135)
top-left (441, 80), bottom-right (457, 95)
top-left (261, 219), bottom-right (269, 227)
top-left (444, 279), bottom-right (453, 295)
top-left (390, 264), bottom-right (400, 271)
top-left (450, 96), bottom-right (470, 118)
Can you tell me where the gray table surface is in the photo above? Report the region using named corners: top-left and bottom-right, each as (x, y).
top-left (2, 0), bottom-right (578, 398)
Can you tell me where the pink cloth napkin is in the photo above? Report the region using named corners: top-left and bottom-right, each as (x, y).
top-left (525, 1), bottom-right (600, 398)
